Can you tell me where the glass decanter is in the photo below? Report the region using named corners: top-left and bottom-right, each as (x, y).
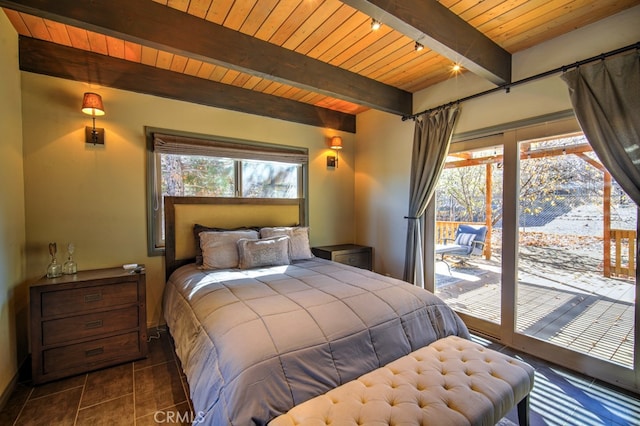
top-left (46, 242), bottom-right (63, 278)
top-left (63, 243), bottom-right (78, 275)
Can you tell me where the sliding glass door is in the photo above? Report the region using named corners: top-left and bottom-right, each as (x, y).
top-left (516, 134), bottom-right (636, 369)
top-left (430, 120), bottom-right (638, 392)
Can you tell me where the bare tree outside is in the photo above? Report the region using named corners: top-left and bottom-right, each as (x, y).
top-left (161, 154), bottom-right (235, 197)
top-left (242, 160), bottom-right (299, 198)
top-left (436, 137), bottom-right (608, 230)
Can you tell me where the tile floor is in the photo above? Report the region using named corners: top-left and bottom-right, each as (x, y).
top-left (477, 334), bottom-right (640, 426)
top-left (1, 330), bottom-right (638, 425)
top-left (0, 329), bottom-right (192, 426)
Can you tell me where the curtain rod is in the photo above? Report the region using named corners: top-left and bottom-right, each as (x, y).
top-left (402, 41), bottom-right (640, 121)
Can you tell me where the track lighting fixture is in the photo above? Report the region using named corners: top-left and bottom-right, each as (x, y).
top-left (370, 19), bottom-right (381, 31)
top-left (414, 42), bottom-right (424, 52)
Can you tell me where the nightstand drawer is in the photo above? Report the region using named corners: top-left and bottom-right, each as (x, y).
top-left (43, 331), bottom-right (141, 374)
top-left (41, 281), bottom-right (138, 317)
top-left (42, 306), bottom-right (140, 346)
top-left (333, 252), bottom-right (370, 269)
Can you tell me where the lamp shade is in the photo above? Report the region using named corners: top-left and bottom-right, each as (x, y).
top-left (81, 92), bottom-right (105, 116)
top-left (330, 136), bottom-right (343, 150)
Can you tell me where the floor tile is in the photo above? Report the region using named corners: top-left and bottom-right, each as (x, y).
top-left (0, 382), bottom-right (31, 425)
top-left (134, 361), bottom-right (187, 418)
top-left (29, 374), bottom-right (86, 400)
top-left (76, 394), bottom-right (134, 426)
top-left (134, 331), bottom-right (175, 370)
top-left (180, 372), bottom-right (194, 412)
top-left (80, 363), bottom-right (133, 408)
top-left (18, 386), bottom-right (82, 426)
top-left (570, 380), bottom-right (640, 426)
top-left (136, 401), bottom-right (193, 426)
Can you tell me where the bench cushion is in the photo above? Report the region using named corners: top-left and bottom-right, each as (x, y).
top-left (269, 335), bottom-right (534, 426)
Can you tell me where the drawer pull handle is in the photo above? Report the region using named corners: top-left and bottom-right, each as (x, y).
top-left (85, 347), bottom-right (104, 357)
top-left (85, 320), bottom-right (103, 329)
top-left (84, 293), bottom-right (103, 303)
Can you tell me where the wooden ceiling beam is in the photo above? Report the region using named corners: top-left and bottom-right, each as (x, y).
top-left (341, 0), bottom-right (512, 85)
top-left (19, 37), bottom-right (356, 133)
top-left (0, 0), bottom-right (412, 115)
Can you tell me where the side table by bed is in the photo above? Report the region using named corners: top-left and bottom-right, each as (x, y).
top-left (30, 266), bottom-right (148, 384)
top-left (311, 244), bottom-right (373, 271)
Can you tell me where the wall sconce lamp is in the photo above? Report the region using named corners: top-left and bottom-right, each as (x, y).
top-left (327, 136), bottom-right (343, 168)
top-left (81, 92), bottom-right (105, 145)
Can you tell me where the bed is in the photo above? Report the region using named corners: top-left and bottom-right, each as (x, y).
top-left (162, 196), bottom-right (470, 425)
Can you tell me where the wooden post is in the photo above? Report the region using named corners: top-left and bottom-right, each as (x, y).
top-left (603, 171), bottom-right (612, 277)
top-left (485, 163), bottom-right (493, 259)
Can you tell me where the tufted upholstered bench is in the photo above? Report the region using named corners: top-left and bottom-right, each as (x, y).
top-left (269, 335), bottom-right (535, 426)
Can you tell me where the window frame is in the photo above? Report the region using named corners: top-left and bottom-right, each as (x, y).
top-left (145, 127), bottom-right (308, 256)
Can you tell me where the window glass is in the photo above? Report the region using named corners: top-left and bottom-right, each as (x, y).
top-left (161, 154), bottom-right (235, 197)
top-left (242, 160), bottom-right (299, 198)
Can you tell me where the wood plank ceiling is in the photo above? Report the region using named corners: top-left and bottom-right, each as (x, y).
top-left (2, 0), bottom-right (638, 132)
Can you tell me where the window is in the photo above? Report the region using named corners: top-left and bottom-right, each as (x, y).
top-left (146, 129), bottom-right (308, 255)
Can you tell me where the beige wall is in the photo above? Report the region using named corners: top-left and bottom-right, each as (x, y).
top-left (355, 5), bottom-right (640, 278)
top-left (355, 111), bottom-right (413, 277)
top-left (21, 73), bottom-right (356, 328)
top-left (0, 12), bottom-right (26, 402)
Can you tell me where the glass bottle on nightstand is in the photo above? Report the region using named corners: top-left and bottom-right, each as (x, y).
top-left (63, 243), bottom-right (78, 275)
top-left (46, 242), bottom-right (63, 278)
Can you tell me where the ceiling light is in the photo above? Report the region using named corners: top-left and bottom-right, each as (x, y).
top-left (414, 42), bottom-right (424, 52)
top-left (370, 19), bottom-right (381, 31)
top-left (452, 63), bottom-right (462, 72)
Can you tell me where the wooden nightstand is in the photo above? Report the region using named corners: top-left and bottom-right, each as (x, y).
top-left (30, 266), bottom-right (148, 384)
top-left (312, 244), bottom-right (373, 270)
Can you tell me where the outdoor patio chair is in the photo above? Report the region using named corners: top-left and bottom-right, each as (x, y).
top-left (438, 224), bottom-right (488, 265)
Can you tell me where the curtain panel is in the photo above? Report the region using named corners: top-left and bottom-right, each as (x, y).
top-left (403, 106), bottom-right (460, 287)
top-left (561, 50), bottom-right (640, 205)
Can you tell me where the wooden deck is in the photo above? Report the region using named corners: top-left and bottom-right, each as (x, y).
top-left (435, 251), bottom-right (635, 367)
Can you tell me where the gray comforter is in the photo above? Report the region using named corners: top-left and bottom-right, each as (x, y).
top-left (163, 258), bottom-right (469, 425)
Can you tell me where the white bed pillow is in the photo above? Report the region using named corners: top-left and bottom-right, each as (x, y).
top-left (237, 236), bottom-right (290, 269)
top-left (259, 226), bottom-right (313, 260)
top-left (199, 229), bottom-right (259, 269)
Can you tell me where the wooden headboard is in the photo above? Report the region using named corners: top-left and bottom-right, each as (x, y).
top-left (164, 196), bottom-right (306, 279)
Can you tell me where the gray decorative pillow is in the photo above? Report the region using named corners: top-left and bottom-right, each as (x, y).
top-left (193, 224), bottom-right (260, 265)
top-left (199, 230), bottom-right (259, 269)
top-left (454, 232), bottom-right (476, 246)
top-left (259, 227), bottom-right (313, 260)
top-left (237, 236), bottom-right (290, 270)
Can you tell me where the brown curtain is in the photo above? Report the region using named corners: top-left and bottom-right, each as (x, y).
top-left (561, 50), bottom-right (640, 205)
top-left (403, 106), bottom-right (460, 287)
